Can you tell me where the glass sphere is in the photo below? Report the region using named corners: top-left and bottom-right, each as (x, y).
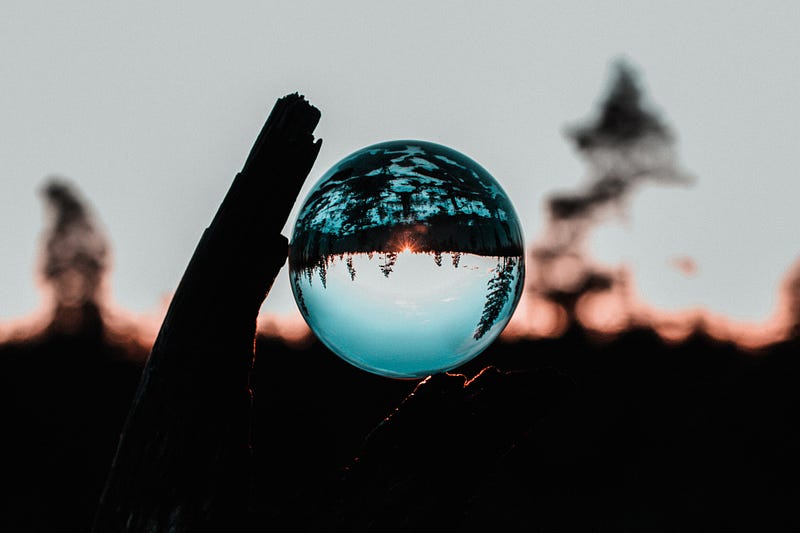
top-left (289, 140), bottom-right (525, 378)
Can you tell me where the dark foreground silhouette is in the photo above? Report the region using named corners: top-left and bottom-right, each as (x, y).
top-left (0, 305), bottom-right (144, 532)
top-left (252, 327), bottom-right (800, 533)
top-left (4, 320), bottom-right (800, 532)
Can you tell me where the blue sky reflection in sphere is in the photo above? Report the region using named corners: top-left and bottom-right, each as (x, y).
top-left (289, 141), bottom-right (524, 378)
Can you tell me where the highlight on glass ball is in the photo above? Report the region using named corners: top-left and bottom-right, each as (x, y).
top-left (289, 140), bottom-right (525, 378)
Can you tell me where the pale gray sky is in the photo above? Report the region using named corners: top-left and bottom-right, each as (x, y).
top-left (1, 1), bottom-right (799, 322)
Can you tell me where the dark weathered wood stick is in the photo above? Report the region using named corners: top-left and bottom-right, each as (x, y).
top-left (92, 94), bottom-right (321, 533)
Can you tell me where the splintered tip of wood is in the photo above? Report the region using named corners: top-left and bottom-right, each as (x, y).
top-left (274, 92), bottom-right (321, 132)
top-left (279, 92), bottom-right (321, 140)
top-left (241, 92), bottom-right (321, 175)
top-left (282, 92), bottom-right (308, 103)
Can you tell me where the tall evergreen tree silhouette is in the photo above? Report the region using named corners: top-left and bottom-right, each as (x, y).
top-left (346, 255), bottom-right (356, 280)
top-left (380, 252), bottom-right (398, 278)
top-left (292, 273), bottom-right (309, 316)
top-left (474, 257), bottom-right (518, 340)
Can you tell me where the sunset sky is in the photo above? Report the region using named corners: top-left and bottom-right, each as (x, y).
top-left (1, 1), bottom-right (799, 324)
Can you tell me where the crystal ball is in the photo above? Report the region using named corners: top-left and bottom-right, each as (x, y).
top-left (289, 140), bottom-right (525, 378)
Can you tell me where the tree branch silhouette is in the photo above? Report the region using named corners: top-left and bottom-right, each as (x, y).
top-left (92, 94), bottom-right (322, 533)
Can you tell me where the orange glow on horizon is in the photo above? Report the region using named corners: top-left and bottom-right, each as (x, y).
top-left (4, 252), bottom-right (800, 358)
top-left (576, 290), bottom-right (630, 338)
top-left (386, 227), bottom-right (428, 255)
top-left (503, 261), bottom-right (799, 352)
top-left (257, 312), bottom-right (314, 349)
top-left (0, 298), bottom-right (160, 360)
top-left (501, 294), bottom-right (569, 341)
top-left (605, 267), bottom-right (792, 350)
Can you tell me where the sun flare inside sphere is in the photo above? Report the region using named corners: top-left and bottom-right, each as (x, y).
top-left (289, 140), bottom-right (525, 378)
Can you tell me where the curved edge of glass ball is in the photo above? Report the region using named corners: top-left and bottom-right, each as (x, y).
top-left (288, 139), bottom-right (525, 379)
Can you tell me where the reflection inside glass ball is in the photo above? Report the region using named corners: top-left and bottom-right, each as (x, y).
top-left (289, 140), bottom-right (525, 378)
